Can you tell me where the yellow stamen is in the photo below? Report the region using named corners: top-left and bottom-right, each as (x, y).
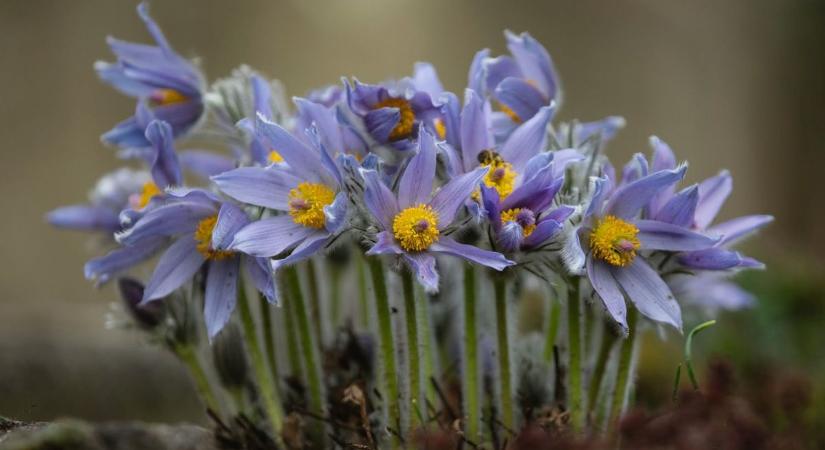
top-left (434, 118), bottom-right (447, 140)
top-left (288, 182), bottom-right (335, 229)
top-left (477, 150), bottom-right (517, 199)
top-left (501, 208), bottom-right (536, 237)
top-left (374, 97), bottom-right (415, 141)
top-left (194, 216), bottom-right (234, 261)
top-left (499, 103), bottom-right (521, 123)
top-left (137, 181), bottom-right (161, 209)
top-left (268, 150), bottom-right (284, 164)
top-left (392, 204), bottom-right (440, 252)
top-left (153, 88), bottom-right (188, 106)
top-left (589, 215), bottom-right (641, 267)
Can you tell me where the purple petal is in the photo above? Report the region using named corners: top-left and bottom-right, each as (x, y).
top-left (610, 258), bottom-right (682, 330)
top-left (587, 257), bottom-right (627, 330)
top-left (429, 167), bottom-right (488, 228)
top-left (495, 77), bottom-right (547, 124)
top-left (585, 177), bottom-right (608, 218)
top-left (708, 214), bottom-right (774, 247)
top-left (84, 237), bottom-right (166, 284)
top-left (485, 55), bottom-right (520, 95)
top-left (212, 166), bottom-right (300, 211)
top-left (678, 248), bottom-right (750, 270)
top-left (430, 236), bottom-right (514, 271)
top-left (271, 230), bottom-right (329, 272)
top-left (47, 205), bottom-right (120, 232)
top-left (360, 168), bottom-right (399, 231)
top-left (179, 150), bottom-right (235, 179)
top-left (366, 231), bottom-right (403, 256)
top-left (654, 185), bottom-right (699, 228)
top-left (605, 165), bottom-right (687, 220)
top-left (364, 107), bottom-right (400, 143)
top-left (230, 215), bottom-right (313, 258)
top-left (522, 152), bottom-right (554, 183)
top-left (255, 113), bottom-right (325, 183)
top-left (403, 253), bottom-right (439, 293)
top-left (145, 120), bottom-right (182, 187)
top-left (523, 219), bottom-right (563, 248)
top-left (635, 219), bottom-right (719, 251)
top-left (467, 48), bottom-right (490, 95)
top-left (251, 74), bottom-right (274, 119)
top-left (142, 236), bottom-right (205, 302)
top-left (324, 192), bottom-right (348, 233)
top-left (695, 170), bottom-right (732, 229)
top-left (439, 92), bottom-right (461, 149)
top-left (496, 222), bottom-right (524, 252)
top-left (499, 105), bottom-right (553, 171)
top-left (398, 127), bottom-right (437, 208)
top-left (504, 30), bottom-right (559, 102)
top-left (544, 205), bottom-right (575, 223)
top-left (460, 89), bottom-right (493, 173)
top-left (480, 184), bottom-right (502, 232)
top-left (204, 257), bottom-right (240, 339)
top-left (211, 202), bottom-right (250, 251)
top-left (295, 97), bottom-right (344, 155)
top-left (117, 200), bottom-right (217, 246)
top-left (245, 255), bottom-right (276, 304)
top-left (412, 62), bottom-right (444, 97)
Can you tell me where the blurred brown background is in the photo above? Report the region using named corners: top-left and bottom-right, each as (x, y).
top-left (1, 0), bottom-right (823, 424)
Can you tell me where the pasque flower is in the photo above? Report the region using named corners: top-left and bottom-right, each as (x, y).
top-left (96, 3), bottom-right (205, 148)
top-left (361, 127), bottom-right (514, 292)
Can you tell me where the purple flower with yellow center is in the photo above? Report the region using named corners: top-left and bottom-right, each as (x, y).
top-left (361, 128), bottom-right (514, 292)
top-left (578, 163), bottom-right (720, 331)
top-left (469, 31), bottom-right (560, 137)
top-left (212, 114), bottom-right (348, 275)
top-left (96, 3), bottom-right (205, 148)
top-left (345, 63), bottom-right (445, 149)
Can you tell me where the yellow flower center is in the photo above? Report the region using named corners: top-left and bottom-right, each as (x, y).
top-left (499, 103), bottom-right (521, 123)
top-left (501, 208), bottom-right (536, 237)
top-left (194, 216), bottom-right (234, 261)
top-left (589, 215), bottom-right (641, 267)
top-left (434, 118), bottom-right (447, 140)
top-left (267, 150), bottom-right (284, 164)
top-left (477, 150), bottom-right (517, 199)
top-left (137, 181), bottom-right (161, 209)
top-left (152, 88), bottom-right (188, 106)
top-left (374, 97), bottom-right (415, 141)
top-left (392, 204), bottom-right (440, 252)
top-left (288, 182), bottom-right (336, 229)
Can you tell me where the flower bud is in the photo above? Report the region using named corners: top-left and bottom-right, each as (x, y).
top-left (117, 277), bottom-right (164, 329)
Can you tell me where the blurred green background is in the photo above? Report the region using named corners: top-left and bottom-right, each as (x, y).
top-left (1, 0), bottom-right (824, 428)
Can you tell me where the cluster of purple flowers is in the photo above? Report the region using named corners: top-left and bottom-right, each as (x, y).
top-left (48, 4), bottom-right (771, 443)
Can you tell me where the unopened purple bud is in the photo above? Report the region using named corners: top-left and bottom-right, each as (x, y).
top-left (117, 277), bottom-right (164, 329)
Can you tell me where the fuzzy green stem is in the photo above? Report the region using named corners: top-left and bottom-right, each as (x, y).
top-left (367, 257), bottom-right (401, 444)
top-left (416, 282), bottom-right (437, 409)
top-left (543, 286), bottom-right (562, 364)
top-left (174, 344), bottom-right (222, 415)
top-left (357, 254), bottom-right (370, 329)
top-left (401, 269), bottom-right (421, 429)
top-left (330, 263), bottom-right (342, 327)
top-left (494, 276), bottom-right (514, 430)
top-left (282, 284), bottom-right (304, 379)
top-left (587, 324), bottom-right (615, 418)
top-left (610, 307), bottom-right (639, 428)
top-left (463, 265), bottom-right (480, 441)
top-left (567, 278), bottom-right (585, 432)
top-left (285, 265), bottom-right (324, 419)
top-left (304, 260), bottom-right (324, 347)
top-left (259, 293), bottom-right (279, 380)
top-left (237, 282), bottom-right (284, 439)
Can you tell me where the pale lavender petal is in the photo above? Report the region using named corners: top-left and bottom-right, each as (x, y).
top-left (695, 170), bottom-right (732, 229)
top-left (523, 219), bottom-right (563, 248)
top-left (211, 202), bottom-right (250, 251)
top-left (544, 205), bottom-right (575, 223)
top-left (212, 166), bottom-right (300, 211)
top-left (635, 219), bottom-right (719, 251)
top-left (496, 221), bottom-right (524, 252)
top-left (413, 62), bottom-right (444, 97)
top-left (460, 90), bottom-right (493, 172)
top-left (255, 113), bottom-right (324, 183)
top-left (204, 257), bottom-right (240, 339)
top-left (245, 255), bottom-right (276, 303)
top-left (429, 166), bottom-right (488, 228)
top-left (230, 215), bottom-right (313, 257)
top-left (399, 127), bottom-right (437, 208)
top-left (142, 236), bottom-right (205, 302)
top-left (550, 149), bottom-right (585, 180)
top-left (678, 248), bottom-right (749, 270)
top-left (585, 177), bottom-right (608, 218)
top-left (650, 136), bottom-right (676, 172)
top-left (654, 185), bottom-right (699, 228)
top-left (504, 30), bottom-right (559, 101)
top-left (84, 237), bottom-right (166, 284)
top-left (610, 258), bottom-right (682, 330)
top-left (324, 192), bottom-right (348, 233)
top-left (179, 150), bottom-right (235, 179)
top-left (605, 165), bottom-right (686, 220)
top-left (366, 231), bottom-right (403, 256)
top-left (403, 253), bottom-right (439, 293)
top-left (708, 214), bottom-right (773, 247)
top-left (251, 74), bottom-right (274, 119)
top-left (47, 205), bottom-right (120, 232)
top-left (439, 92), bottom-right (461, 149)
top-left (499, 105), bottom-right (553, 171)
top-left (117, 200), bottom-right (217, 246)
top-left (360, 168), bottom-right (399, 231)
top-left (271, 230), bottom-right (329, 272)
top-left (495, 77), bottom-right (547, 123)
top-left (587, 257), bottom-right (627, 330)
top-left (485, 55), bottom-right (520, 94)
top-left (522, 152), bottom-right (553, 183)
top-left (430, 236), bottom-right (514, 271)
top-left (145, 120), bottom-right (182, 187)
top-left (294, 97), bottom-right (343, 155)
top-left (467, 48), bottom-right (490, 95)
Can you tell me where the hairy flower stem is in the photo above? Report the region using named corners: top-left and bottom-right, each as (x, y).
top-left (174, 344), bottom-right (222, 416)
top-left (543, 285), bottom-right (562, 364)
top-left (587, 324), bottom-right (615, 420)
top-left (494, 276), bottom-right (514, 430)
top-left (367, 257), bottom-right (401, 445)
top-left (567, 278), bottom-right (585, 432)
top-left (329, 263), bottom-right (342, 327)
top-left (416, 282), bottom-right (437, 408)
top-left (401, 269), bottom-right (421, 429)
top-left (304, 260), bottom-right (324, 347)
top-left (237, 282), bottom-right (284, 440)
top-left (463, 265), bottom-right (481, 441)
top-left (285, 266), bottom-right (324, 422)
top-left (259, 294), bottom-right (279, 380)
top-left (282, 283), bottom-right (304, 379)
top-left (357, 254), bottom-right (370, 328)
top-left (610, 307), bottom-right (639, 429)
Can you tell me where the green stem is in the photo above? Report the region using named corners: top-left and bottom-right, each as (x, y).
top-left (367, 257), bottom-right (401, 443)
top-left (357, 254), bottom-right (370, 329)
top-left (285, 266), bottom-right (324, 419)
top-left (174, 344), bottom-right (222, 415)
top-left (259, 293), bottom-right (279, 380)
top-left (416, 282), bottom-right (437, 409)
top-left (237, 282), bottom-right (284, 439)
top-left (567, 278), bottom-right (585, 432)
top-left (463, 265), bottom-right (480, 441)
top-left (304, 260), bottom-right (324, 347)
top-left (282, 284), bottom-right (304, 379)
top-left (494, 276), bottom-right (514, 430)
top-left (330, 263), bottom-right (342, 328)
top-left (543, 286), bottom-right (562, 364)
top-left (587, 324), bottom-right (615, 418)
top-left (402, 269), bottom-right (421, 429)
top-left (610, 307), bottom-right (639, 428)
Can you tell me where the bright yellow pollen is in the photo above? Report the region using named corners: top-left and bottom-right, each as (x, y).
top-left (374, 98), bottom-right (415, 141)
top-left (154, 88), bottom-right (188, 106)
top-left (434, 118), bottom-right (447, 140)
top-left (589, 215), bottom-right (641, 267)
top-left (194, 216), bottom-right (234, 261)
top-left (267, 150), bottom-right (284, 164)
top-left (501, 208), bottom-right (536, 237)
top-left (392, 204), bottom-right (440, 252)
top-left (477, 151), bottom-right (517, 199)
top-left (288, 182), bottom-right (335, 229)
top-left (499, 103), bottom-right (521, 123)
top-left (137, 181), bottom-right (161, 209)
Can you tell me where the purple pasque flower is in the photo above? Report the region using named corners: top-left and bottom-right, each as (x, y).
top-left (96, 3), bottom-right (205, 148)
top-left (292, 96), bottom-right (369, 163)
top-left (212, 114), bottom-right (348, 275)
top-left (345, 63), bottom-right (445, 149)
top-left (578, 163), bottom-right (720, 331)
top-left (113, 190), bottom-right (275, 339)
top-left (361, 127), bottom-right (514, 292)
top-left (468, 31), bottom-right (560, 138)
